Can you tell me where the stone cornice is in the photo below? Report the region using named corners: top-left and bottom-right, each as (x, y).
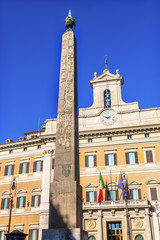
top-left (79, 124), bottom-right (160, 138)
top-left (0, 124), bottom-right (159, 151)
top-left (0, 135), bottom-right (56, 152)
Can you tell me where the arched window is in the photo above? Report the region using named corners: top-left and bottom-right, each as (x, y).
top-left (88, 236), bottom-right (96, 240)
top-left (135, 235), bottom-right (144, 240)
top-left (104, 90), bottom-right (111, 108)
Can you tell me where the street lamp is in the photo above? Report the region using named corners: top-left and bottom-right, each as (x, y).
top-left (123, 174), bottom-right (131, 240)
top-left (8, 178), bottom-right (17, 236)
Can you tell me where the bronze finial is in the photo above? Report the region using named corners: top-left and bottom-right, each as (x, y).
top-left (64, 10), bottom-right (76, 30)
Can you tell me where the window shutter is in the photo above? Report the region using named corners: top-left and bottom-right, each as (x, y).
top-left (23, 197), bottom-right (26, 208)
top-left (33, 162), bottom-right (36, 172)
top-left (28, 230), bottom-right (32, 240)
top-left (85, 156), bottom-right (88, 167)
top-left (26, 162), bottom-right (29, 173)
top-left (38, 195), bottom-right (41, 206)
top-left (116, 190), bottom-right (119, 200)
top-left (94, 191), bottom-right (97, 202)
top-left (129, 190), bottom-right (133, 200)
top-left (135, 152), bottom-right (138, 164)
top-left (125, 152), bottom-right (129, 164)
top-left (105, 154), bottom-right (108, 166)
top-left (146, 150), bottom-right (153, 163)
top-left (36, 230), bottom-right (39, 240)
top-left (107, 189), bottom-right (110, 200)
top-left (52, 158), bottom-right (55, 169)
top-left (150, 188), bottom-right (158, 200)
top-left (4, 166), bottom-right (8, 176)
top-left (31, 196), bottom-right (34, 207)
top-left (7, 198), bottom-right (10, 209)
top-left (41, 161), bottom-right (43, 171)
top-left (1, 199), bottom-right (4, 209)
top-left (19, 163), bottom-right (22, 174)
top-left (114, 153), bottom-right (117, 165)
top-left (86, 192), bottom-right (89, 202)
top-left (94, 155), bottom-right (97, 167)
top-left (138, 189), bottom-right (141, 200)
top-left (16, 197), bottom-right (20, 208)
top-left (11, 165), bottom-right (14, 175)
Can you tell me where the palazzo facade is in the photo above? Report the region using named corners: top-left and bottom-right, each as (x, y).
top-left (0, 37), bottom-right (160, 240)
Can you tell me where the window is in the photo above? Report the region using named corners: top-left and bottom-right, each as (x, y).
top-left (9, 150), bottom-right (13, 154)
top-left (127, 135), bottom-right (132, 139)
top-left (129, 189), bottom-right (141, 200)
top-left (126, 152), bottom-right (138, 164)
top-left (16, 196), bottom-right (26, 208)
top-left (144, 133), bottom-right (149, 138)
top-left (150, 188), bottom-right (158, 201)
top-left (1, 198), bottom-right (9, 209)
top-left (107, 137), bottom-right (112, 141)
top-left (0, 231), bottom-right (5, 240)
top-left (104, 89), bottom-right (111, 108)
top-left (31, 195), bottom-right (41, 207)
top-left (110, 190), bottom-right (116, 201)
top-left (52, 158), bottom-right (55, 169)
top-left (24, 147), bottom-right (27, 151)
top-left (88, 236), bottom-right (96, 240)
top-left (86, 191), bottom-right (97, 202)
top-left (135, 235), bottom-right (144, 240)
top-left (146, 150), bottom-right (153, 163)
top-left (85, 155), bottom-right (96, 167)
top-left (105, 153), bottom-right (117, 166)
top-left (37, 145), bottom-right (41, 149)
top-left (88, 139), bottom-right (92, 143)
top-left (33, 161), bottom-right (43, 172)
top-left (4, 164), bottom-right (14, 176)
top-left (107, 222), bottom-right (122, 240)
top-left (29, 229), bottom-right (39, 240)
top-left (19, 162), bottom-right (29, 174)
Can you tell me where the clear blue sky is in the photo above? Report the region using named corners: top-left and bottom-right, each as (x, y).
top-left (0, 0), bottom-right (160, 144)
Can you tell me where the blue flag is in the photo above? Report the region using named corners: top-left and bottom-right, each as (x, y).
top-left (118, 173), bottom-right (125, 200)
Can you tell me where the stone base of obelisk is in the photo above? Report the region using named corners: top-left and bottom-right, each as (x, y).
top-left (42, 228), bottom-right (88, 240)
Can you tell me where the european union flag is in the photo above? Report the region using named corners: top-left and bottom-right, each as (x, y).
top-left (118, 173), bottom-right (125, 200)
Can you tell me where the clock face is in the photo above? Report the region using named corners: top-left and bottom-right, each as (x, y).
top-left (100, 110), bottom-right (116, 125)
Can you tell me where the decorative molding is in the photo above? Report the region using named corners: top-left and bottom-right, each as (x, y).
top-left (85, 183), bottom-right (98, 189)
top-left (43, 149), bottom-right (54, 155)
top-left (146, 179), bottom-right (160, 185)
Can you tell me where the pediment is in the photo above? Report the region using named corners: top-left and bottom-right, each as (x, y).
top-left (2, 190), bottom-right (11, 196)
top-left (129, 180), bottom-right (141, 186)
top-left (85, 183), bottom-right (98, 188)
top-left (90, 68), bottom-right (124, 87)
top-left (146, 179), bottom-right (159, 185)
top-left (17, 189), bottom-right (27, 194)
top-left (107, 182), bottom-right (117, 186)
top-left (32, 188), bottom-right (42, 193)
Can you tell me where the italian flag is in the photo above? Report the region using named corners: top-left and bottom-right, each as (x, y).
top-left (98, 172), bottom-right (105, 203)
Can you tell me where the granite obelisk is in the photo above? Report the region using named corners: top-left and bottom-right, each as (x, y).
top-left (42, 11), bottom-right (88, 240)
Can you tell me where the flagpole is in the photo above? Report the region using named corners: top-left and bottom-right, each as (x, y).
top-left (110, 169), bottom-right (113, 201)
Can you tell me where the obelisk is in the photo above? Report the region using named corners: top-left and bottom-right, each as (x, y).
top-left (42, 11), bottom-right (88, 240)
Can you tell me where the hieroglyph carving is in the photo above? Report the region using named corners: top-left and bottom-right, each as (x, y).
top-left (57, 32), bottom-right (74, 151)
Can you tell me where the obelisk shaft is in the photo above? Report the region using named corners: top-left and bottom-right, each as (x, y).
top-left (50, 29), bottom-right (82, 229)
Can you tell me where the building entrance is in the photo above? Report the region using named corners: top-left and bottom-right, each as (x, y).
top-left (107, 222), bottom-right (123, 240)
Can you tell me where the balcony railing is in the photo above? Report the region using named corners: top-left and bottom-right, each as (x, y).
top-left (83, 199), bottom-right (149, 208)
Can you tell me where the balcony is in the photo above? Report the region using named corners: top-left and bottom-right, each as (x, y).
top-left (83, 199), bottom-right (150, 210)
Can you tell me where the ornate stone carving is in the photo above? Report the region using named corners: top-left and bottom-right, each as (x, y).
top-left (87, 220), bottom-right (96, 229)
top-left (43, 149), bottom-right (54, 155)
top-left (62, 164), bottom-right (71, 177)
top-left (133, 218), bottom-right (143, 228)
